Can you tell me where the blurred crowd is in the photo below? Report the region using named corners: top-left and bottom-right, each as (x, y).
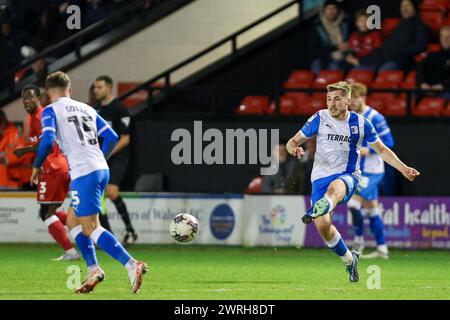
top-left (309, 0), bottom-right (449, 96)
top-left (0, 0), bottom-right (161, 90)
top-left (0, 109), bottom-right (34, 189)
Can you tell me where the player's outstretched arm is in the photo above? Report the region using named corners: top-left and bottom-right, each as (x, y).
top-left (370, 139), bottom-right (420, 181)
top-left (286, 132), bottom-right (308, 159)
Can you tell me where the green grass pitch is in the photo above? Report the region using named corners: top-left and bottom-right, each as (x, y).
top-left (0, 243), bottom-right (449, 300)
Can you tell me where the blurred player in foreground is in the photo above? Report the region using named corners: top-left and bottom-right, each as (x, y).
top-left (30, 72), bottom-right (148, 294)
top-left (348, 82), bottom-right (394, 259)
top-left (14, 85), bottom-right (79, 261)
top-left (286, 81), bottom-right (419, 282)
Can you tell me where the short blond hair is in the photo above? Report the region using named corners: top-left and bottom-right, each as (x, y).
top-left (45, 71), bottom-right (71, 90)
top-left (327, 81), bottom-right (351, 97)
top-left (350, 82), bottom-right (368, 97)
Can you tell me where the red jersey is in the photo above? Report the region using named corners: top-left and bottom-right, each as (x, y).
top-left (28, 106), bottom-right (69, 175)
top-left (348, 30), bottom-right (383, 59)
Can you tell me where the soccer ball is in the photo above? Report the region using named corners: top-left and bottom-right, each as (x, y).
top-left (169, 213), bottom-right (199, 243)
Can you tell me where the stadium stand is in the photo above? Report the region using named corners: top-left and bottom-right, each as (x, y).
top-left (0, 0), bottom-right (191, 107)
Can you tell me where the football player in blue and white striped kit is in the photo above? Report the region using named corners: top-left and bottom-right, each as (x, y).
top-left (30, 72), bottom-right (148, 294)
top-left (348, 82), bottom-right (394, 259)
top-left (286, 82), bottom-right (419, 282)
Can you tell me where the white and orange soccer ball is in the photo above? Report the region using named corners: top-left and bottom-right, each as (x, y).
top-left (169, 213), bottom-right (199, 243)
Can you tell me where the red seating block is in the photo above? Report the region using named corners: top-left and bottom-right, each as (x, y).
top-left (366, 95), bottom-right (385, 112)
top-left (278, 95), bottom-right (298, 115)
top-left (441, 101), bottom-right (450, 116)
top-left (283, 70), bottom-right (314, 89)
top-left (419, 0), bottom-right (450, 10)
top-left (312, 70), bottom-right (344, 89)
top-left (295, 94), bottom-right (325, 115)
top-left (413, 97), bottom-right (446, 116)
top-left (401, 71), bottom-right (416, 89)
top-left (345, 70), bottom-right (375, 86)
top-left (372, 70), bottom-right (404, 88)
top-left (420, 10), bottom-right (447, 32)
top-left (370, 92), bottom-right (396, 102)
top-left (245, 176), bottom-right (263, 194)
top-left (235, 96), bottom-right (270, 114)
top-left (381, 18), bottom-right (400, 38)
top-left (384, 96), bottom-right (407, 116)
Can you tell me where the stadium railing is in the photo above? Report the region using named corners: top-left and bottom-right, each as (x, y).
top-left (117, 0), bottom-right (309, 111)
top-left (0, 0), bottom-right (195, 107)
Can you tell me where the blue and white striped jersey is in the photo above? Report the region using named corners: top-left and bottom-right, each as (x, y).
top-left (300, 109), bottom-right (379, 182)
top-left (361, 106), bottom-right (394, 174)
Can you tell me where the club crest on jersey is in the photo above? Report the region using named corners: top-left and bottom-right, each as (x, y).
top-left (351, 126), bottom-right (359, 134)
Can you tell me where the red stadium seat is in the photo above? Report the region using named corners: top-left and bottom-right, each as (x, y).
top-left (14, 68), bottom-right (27, 83)
top-left (419, 0), bottom-right (450, 10)
top-left (296, 93), bottom-right (326, 115)
top-left (372, 70), bottom-right (404, 88)
top-left (272, 94), bottom-right (308, 115)
top-left (310, 92), bottom-right (326, 101)
top-left (420, 10), bottom-right (447, 32)
top-left (413, 97), bottom-right (446, 116)
top-left (283, 70), bottom-right (314, 89)
top-left (345, 70), bottom-right (374, 86)
top-left (401, 71), bottom-right (417, 89)
top-left (371, 70), bottom-right (404, 103)
top-left (366, 95), bottom-right (385, 112)
top-left (245, 176), bottom-right (263, 194)
top-left (312, 70), bottom-right (344, 89)
top-left (235, 96), bottom-right (270, 114)
top-left (278, 95), bottom-right (298, 115)
top-left (369, 92), bottom-right (396, 108)
top-left (383, 95), bottom-right (407, 116)
top-left (441, 101), bottom-right (450, 116)
top-left (381, 18), bottom-right (400, 38)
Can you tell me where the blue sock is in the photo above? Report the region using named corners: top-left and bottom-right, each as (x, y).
top-left (350, 207), bottom-right (364, 237)
top-left (326, 231), bottom-right (349, 256)
top-left (369, 210), bottom-right (386, 245)
top-left (91, 226), bottom-right (132, 265)
top-left (70, 225), bottom-right (98, 268)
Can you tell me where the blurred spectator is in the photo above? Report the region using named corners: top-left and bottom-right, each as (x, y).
top-left (262, 142), bottom-right (304, 194)
top-left (0, 20), bottom-right (30, 70)
top-left (357, 0), bottom-right (428, 71)
top-left (0, 109), bottom-right (32, 189)
top-left (345, 10), bottom-right (383, 70)
top-left (0, 0), bottom-right (151, 89)
top-left (309, 0), bottom-right (351, 74)
top-left (24, 58), bottom-right (49, 87)
top-left (15, 58), bottom-right (49, 88)
top-left (0, 110), bottom-right (17, 188)
top-left (3, 1), bottom-right (46, 33)
top-left (33, 6), bottom-right (59, 51)
top-left (416, 26), bottom-right (450, 99)
top-left (84, 0), bottom-right (109, 27)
